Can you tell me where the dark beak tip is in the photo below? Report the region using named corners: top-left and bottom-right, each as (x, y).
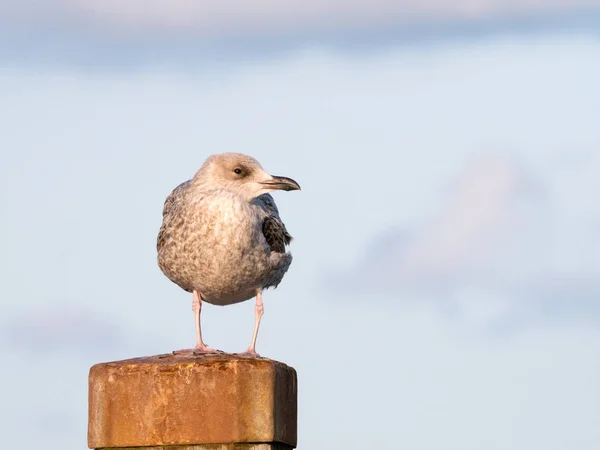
top-left (284, 181), bottom-right (301, 192)
top-left (264, 175), bottom-right (301, 192)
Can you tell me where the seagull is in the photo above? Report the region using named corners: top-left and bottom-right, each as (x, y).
top-left (157, 153), bottom-right (300, 356)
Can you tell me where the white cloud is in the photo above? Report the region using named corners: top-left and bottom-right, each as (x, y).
top-left (64, 0), bottom-right (600, 32)
top-left (326, 152), bottom-right (600, 327)
top-left (2, 0), bottom-right (598, 68)
top-left (1, 0), bottom-right (599, 37)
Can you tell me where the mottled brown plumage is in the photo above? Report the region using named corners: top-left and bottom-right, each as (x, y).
top-left (156, 153), bottom-right (300, 355)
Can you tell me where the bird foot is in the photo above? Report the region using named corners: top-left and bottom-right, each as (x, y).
top-left (173, 345), bottom-right (221, 355)
top-left (236, 349), bottom-right (261, 358)
top-left (193, 345), bottom-right (220, 354)
top-left (172, 349), bottom-right (195, 355)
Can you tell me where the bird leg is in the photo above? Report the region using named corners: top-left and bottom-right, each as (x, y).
top-left (192, 290), bottom-right (218, 353)
top-left (241, 288), bottom-right (264, 357)
top-left (174, 290), bottom-right (218, 354)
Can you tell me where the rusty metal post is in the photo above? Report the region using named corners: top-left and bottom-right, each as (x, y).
top-left (88, 353), bottom-right (297, 450)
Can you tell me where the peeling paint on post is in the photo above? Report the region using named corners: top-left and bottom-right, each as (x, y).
top-left (88, 353), bottom-right (297, 450)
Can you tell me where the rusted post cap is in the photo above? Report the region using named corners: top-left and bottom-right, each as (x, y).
top-left (88, 353), bottom-right (297, 449)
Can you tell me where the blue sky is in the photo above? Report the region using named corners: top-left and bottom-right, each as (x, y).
top-left (1, 4), bottom-right (599, 449)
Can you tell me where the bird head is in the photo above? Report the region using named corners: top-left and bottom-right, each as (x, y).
top-left (194, 153), bottom-right (301, 201)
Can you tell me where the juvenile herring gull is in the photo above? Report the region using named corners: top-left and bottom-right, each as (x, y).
top-left (157, 153), bottom-right (300, 356)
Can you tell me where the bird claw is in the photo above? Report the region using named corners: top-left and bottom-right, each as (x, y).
top-left (173, 346), bottom-right (222, 355)
top-left (193, 346), bottom-right (220, 355)
top-left (236, 350), bottom-right (261, 358)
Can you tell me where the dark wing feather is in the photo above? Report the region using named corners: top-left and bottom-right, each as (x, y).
top-left (256, 193), bottom-right (292, 254)
top-left (262, 216), bottom-right (292, 253)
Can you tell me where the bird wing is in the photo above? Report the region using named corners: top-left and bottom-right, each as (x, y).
top-left (255, 194), bottom-right (293, 254)
top-left (157, 179), bottom-right (192, 253)
top-left (161, 180), bottom-right (192, 217)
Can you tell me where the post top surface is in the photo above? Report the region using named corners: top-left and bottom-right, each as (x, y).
top-left (91, 352), bottom-right (294, 372)
top-left (88, 352), bottom-right (297, 448)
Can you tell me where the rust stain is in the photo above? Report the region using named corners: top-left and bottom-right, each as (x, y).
top-left (88, 353), bottom-right (297, 449)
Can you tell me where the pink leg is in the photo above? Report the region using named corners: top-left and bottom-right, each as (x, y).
top-left (240, 288), bottom-right (264, 357)
top-left (174, 290), bottom-right (218, 354)
top-left (192, 290), bottom-right (217, 352)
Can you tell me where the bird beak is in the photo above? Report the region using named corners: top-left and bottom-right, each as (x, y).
top-left (259, 175), bottom-right (301, 191)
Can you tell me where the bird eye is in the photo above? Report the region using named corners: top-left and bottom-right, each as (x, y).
top-left (234, 168), bottom-right (242, 175)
